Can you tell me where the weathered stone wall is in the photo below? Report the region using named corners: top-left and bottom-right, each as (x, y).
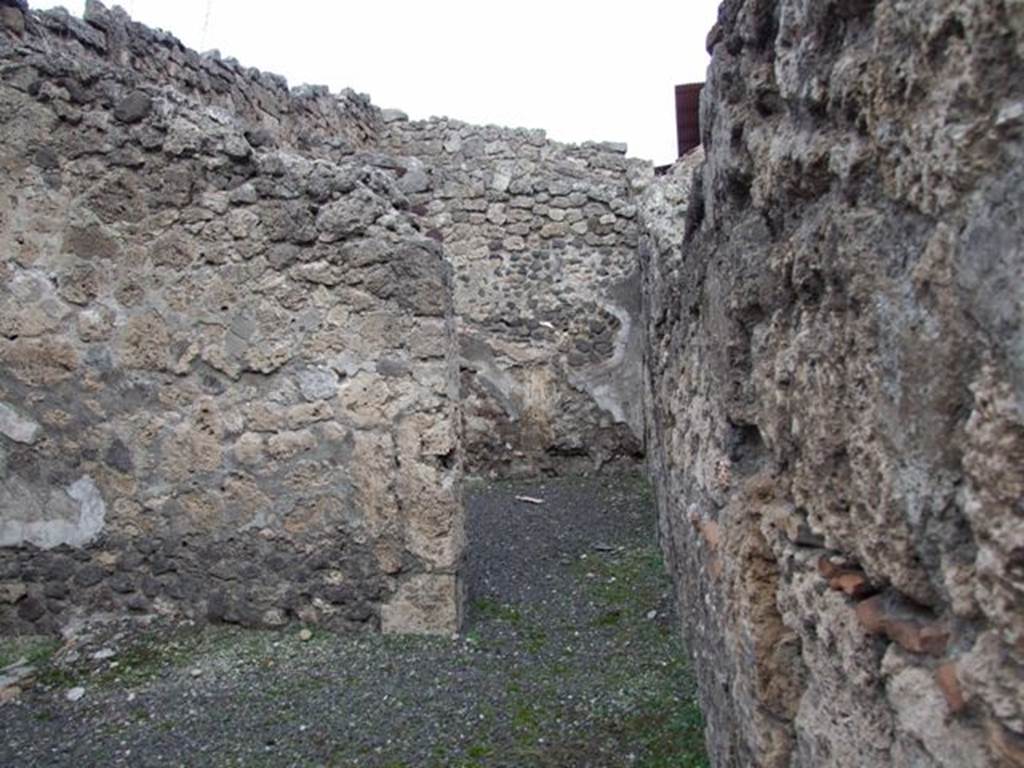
top-left (3, 0), bottom-right (658, 484)
top-left (0, 3), bottom-right (464, 636)
top-left (33, 1), bottom-right (381, 157)
top-left (641, 1), bottom-right (1024, 765)
top-left (7, 1), bottom-right (1020, 759)
top-left (382, 117), bottom-right (649, 476)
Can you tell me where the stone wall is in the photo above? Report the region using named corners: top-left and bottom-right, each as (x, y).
top-left (0, 2), bottom-right (657, 484)
top-left (382, 117), bottom-right (649, 476)
top-left (641, 1), bottom-right (1024, 765)
top-left (38, 1), bottom-right (381, 157)
top-left (7, 0), bottom-right (1021, 759)
top-left (0, 3), bottom-right (464, 636)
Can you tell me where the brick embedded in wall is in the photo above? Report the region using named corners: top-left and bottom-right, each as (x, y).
top-left (639, 0), bottom-right (1024, 765)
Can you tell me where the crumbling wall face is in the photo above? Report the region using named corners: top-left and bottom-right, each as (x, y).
top-left (40, 2), bottom-right (381, 156)
top-left (0, 4), bottom-right (464, 636)
top-left (382, 118), bottom-right (649, 477)
top-left (641, 0), bottom-right (1024, 766)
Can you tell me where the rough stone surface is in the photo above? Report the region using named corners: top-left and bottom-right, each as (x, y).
top-left (5, 0), bottom-right (1021, 761)
top-left (640, 1), bottom-right (1024, 766)
top-left (383, 120), bottom-right (648, 477)
top-left (0, 6), bottom-right (650, 485)
top-left (0, 3), bottom-right (464, 636)
top-left (0, 401), bottom-right (40, 444)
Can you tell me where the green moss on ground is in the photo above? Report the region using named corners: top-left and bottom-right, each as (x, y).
top-left (2, 476), bottom-right (708, 768)
top-left (0, 636), bottom-right (60, 670)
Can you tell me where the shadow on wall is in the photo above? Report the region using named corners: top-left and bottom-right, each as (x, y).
top-left (381, 113), bottom-right (653, 478)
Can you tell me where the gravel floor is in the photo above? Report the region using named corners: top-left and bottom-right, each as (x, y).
top-left (0, 475), bottom-right (706, 767)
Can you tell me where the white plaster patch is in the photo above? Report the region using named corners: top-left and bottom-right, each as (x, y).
top-left (67, 476), bottom-right (107, 544)
top-left (567, 300), bottom-right (644, 435)
top-left (0, 401), bottom-right (41, 444)
top-left (0, 475), bottom-right (106, 549)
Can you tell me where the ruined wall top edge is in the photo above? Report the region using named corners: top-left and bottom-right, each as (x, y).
top-left (383, 110), bottom-right (641, 163)
top-left (5, 0), bottom-right (383, 154)
top-left (10, 1), bottom-right (659, 166)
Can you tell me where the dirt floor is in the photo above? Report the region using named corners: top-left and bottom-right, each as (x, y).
top-left (0, 475), bottom-right (707, 767)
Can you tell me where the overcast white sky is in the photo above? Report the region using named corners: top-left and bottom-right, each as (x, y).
top-left (38, 1), bottom-right (720, 164)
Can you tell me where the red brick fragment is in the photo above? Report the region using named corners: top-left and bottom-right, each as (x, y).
top-left (828, 570), bottom-right (875, 598)
top-left (700, 520), bottom-right (721, 550)
top-left (889, 620), bottom-right (950, 656)
top-left (854, 594), bottom-right (950, 656)
top-left (935, 662), bottom-right (966, 714)
top-left (817, 556), bottom-right (842, 579)
top-left (855, 595), bottom-right (888, 634)
top-left (708, 555), bottom-right (722, 579)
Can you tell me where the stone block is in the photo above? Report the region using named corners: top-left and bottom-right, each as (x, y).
top-left (0, 7), bottom-right (25, 35)
top-left (381, 574), bottom-right (462, 635)
top-left (0, 402), bottom-right (40, 444)
top-left (113, 91), bottom-right (152, 124)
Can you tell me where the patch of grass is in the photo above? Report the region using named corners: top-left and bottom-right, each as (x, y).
top-left (593, 608), bottom-right (623, 627)
top-left (429, 740), bottom-right (495, 768)
top-left (34, 665), bottom-right (80, 689)
top-left (37, 624), bottom-right (253, 690)
top-left (468, 539), bottom-right (709, 768)
top-left (471, 596), bottom-right (522, 624)
top-left (0, 635), bottom-right (60, 669)
top-left (499, 664), bottom-right (707, 768)
top-left (511, 702), bottom-right (540, 732)
top-left (618, 662), bottom-right (707, 765)
top-left (614, 679), bottom-right (708, 768)
top-left (573, 547), bottom-right (668, 622)
top-left (94, 630), bottom-right (205, 686)
top-left (521, 624), bottom-right (547, 653)
top-left (471, 595), bottom-right (552, 656)
top-left (466, 742), bottom-right (494, 759)
top-left (443, 741), bottom-right (494, 768)
top-left (627, 474), bottom-right (656, 504)
top-left (561, 539), bottom-right (708, 767)
top-left (429, 743), bottom-right (451, 764)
